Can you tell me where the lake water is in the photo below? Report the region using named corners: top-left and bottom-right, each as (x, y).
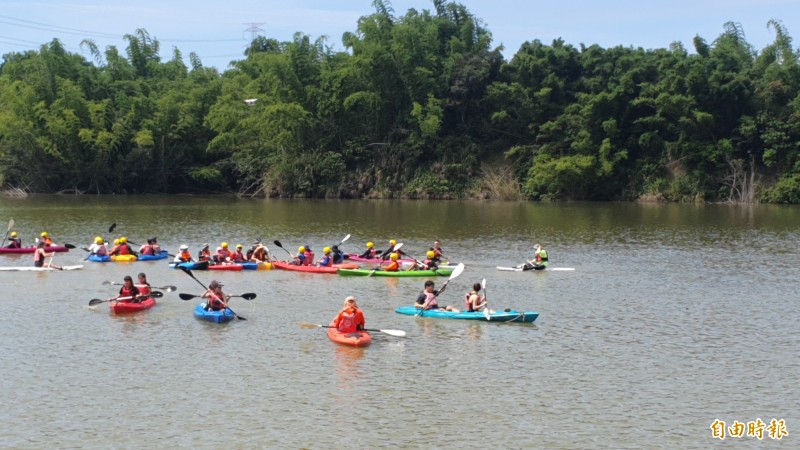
top-left (0, 196), bottom-right (797, 448)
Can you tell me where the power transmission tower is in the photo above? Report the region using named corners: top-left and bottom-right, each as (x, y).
top-left (243, 23), bottom-right (265, 41)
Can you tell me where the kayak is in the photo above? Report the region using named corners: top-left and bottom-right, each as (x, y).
top-left (337, 268), bottom-right (453, 277)
top-left (194, 303), bottom-right (235, 323)
top-left (110, 297), bottom-right (156, 314)
top-left (326, 320), bottom-right (372, 347)
top-left (0, 245), bottom-right (69, 254)
top-left (208, 263), bottom-right (243, 271)
top-left (110, 254), bottom-right (138, 262)
top-left (239, 261), bottom-right (273, 270)
top-left (496, 266), bottom-right (575, 272)
top-left (395, 306), bottom-right (539, 323)
top-left (138, 251), bottom-right (169, 261)
top-left (87, 254), bottom-right (111, 262)
top-left (272, 261), bottom-right (360, 274)
top-left (169, 261), bottom-right (210, 270)
top-left (0, 265), bottom-right (83, 271)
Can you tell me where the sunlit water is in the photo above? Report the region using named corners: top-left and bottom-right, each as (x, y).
top-left (0, 196), bottom-right (797, 448)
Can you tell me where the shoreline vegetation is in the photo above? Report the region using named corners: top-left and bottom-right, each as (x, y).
top-left (1, 1), bottom-right (799, 204)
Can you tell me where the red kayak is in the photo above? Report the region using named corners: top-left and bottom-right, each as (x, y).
top-left (327, 320), bottom-right (372, 347)
top-left (0, 245), bottom-right (69, 255)
top-left (110, 297), bottom-right (156, 314)
top-left (272, 261), bottom-right (360, 273)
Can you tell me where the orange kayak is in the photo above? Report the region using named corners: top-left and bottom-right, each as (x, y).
top-left (326, 320), bottom-right (372, 347)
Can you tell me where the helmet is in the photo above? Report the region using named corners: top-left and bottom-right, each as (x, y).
top-left (366, 241), bottom-right (374, 248)
top-left (114, 239), bottom-right (120, 245)
top-left (10, 232), bottom-right (17, 238)
top-left (298, 246), bottom-right (305, 253)
top-left (534, 243), bottom-right (540, 249)
top-left (120, 237), bottom-right (127, 243)
top-left (221, 242), bottom-right (228, 248)
top-left (390, 252), bottom-right (399, 260)
top-left (95, 236), bottom-right (103, 244)
top-left (323, 247), bottom-right (331, 254)
top-left (202, 243), bottom-right (209, 249)
top-left (390, 239), bottom-right (397, 246)
top-left (236, 244), bottom-right (243, 249)
top-left (180, 244), bottom-right (189, 251)
top-left (41, 232), bottom-right (48, 237)
top-left (426, 250), bottom-right (435, 259)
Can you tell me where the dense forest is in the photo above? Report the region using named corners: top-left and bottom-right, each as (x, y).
top-left (1, 1), bottom-right (799, 203)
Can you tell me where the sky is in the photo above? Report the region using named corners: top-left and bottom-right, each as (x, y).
top-left (1, 0), bottom-right (798, 71)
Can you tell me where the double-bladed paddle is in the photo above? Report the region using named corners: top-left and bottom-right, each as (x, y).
top-left (297, 322), bottom-right (406, 337)
top-left (102, 281), bottom-right (176, 292)
top-left (178, 292), bottom-right (257, 301)
top-left (177, 266), bottom-right (247, 320)
top-left (89, 290), bottom-right (163, 306)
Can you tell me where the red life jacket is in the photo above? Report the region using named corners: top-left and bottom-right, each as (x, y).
top-left (422, 291), bottom-right (438, 309)
top-left (136, 283), bottom-right (151, 296)
top-left (140, 244), bottom-right (154, 255)
top-left (119, 285), bottom-right (138, 302)
top-left (336, 308), bottom-right (360, 333)
top-left (303, 250), bottom-right (314, 266)
top-left (118, 244), bottom-right (132, 255)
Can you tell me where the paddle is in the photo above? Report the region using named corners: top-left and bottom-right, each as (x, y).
top-left (179, 292), bottom-right (257, 301)
top-left (297, 322), bottom-right (406, 337)
top-left (272, 240), bottom-right (295, 259)
top-left (88, 290), bottom-right (163, 306)
top-left (102, 281), bottom-right (176, 292)
top-left (332, 234), bottom-right (350, 248)
top-left (108, 223), bottom-right (117, 233)
top-left (482, 278), bottom-right (490, 320)
top-left (2, 218), bottom-right (14, 244)
top-left (417, 262), bottom-right (465, 316)
top-left (368, 243), bottom-right (403, 277)
top-left (178, 266), bottom-right (246, 320)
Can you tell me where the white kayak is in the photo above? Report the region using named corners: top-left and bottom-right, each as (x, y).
top-left (496, 266), bottom-right (575, 272)
top-left (0, 265), bottom-right (84, 272)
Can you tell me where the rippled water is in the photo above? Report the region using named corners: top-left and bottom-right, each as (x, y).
top-left (0, 197), bottom-right (797, 448)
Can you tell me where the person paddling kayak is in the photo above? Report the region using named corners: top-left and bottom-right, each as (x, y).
top-left (108, 275), bottom-right (143, 303)
top-left (33, 240), bottom-right (62, 269)
top-left (202, 280), bottom-right (230, 311)
top-left (332, 296), bottom-right (366, 333)
top-left (6, 231), bottom-right (21, 248)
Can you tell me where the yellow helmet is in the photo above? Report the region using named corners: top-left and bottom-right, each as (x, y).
top-left (41, 232), bottom-right (48, 237)
top-left (390, 252), bottom-right (399, 260)
top-left (427, 250), bottom-right (435, 259)
top-left (323, 246), bottom-right (331, 254)
top-left (114, 239), bottom-right (120, 245)
top-left (95, 236), bottom-right (103, 244)
top-left (10, 231), bottom-right (17, 238)
top-left (221, 242), bottom-right (228, 248)
top-left (366, 241), bottom-right (374, 248)
top-left (298, 246), bottom-right (305, 253)
top-left (390, 239), bottom-right (397, 246)
top-left (120, 237), bottom-right (127, 243)
top-left (236, 244), bottom-right (243, 249)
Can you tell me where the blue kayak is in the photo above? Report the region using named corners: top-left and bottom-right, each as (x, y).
top-left (138, 251), bottom-right (169, 261)
top-left (87, 254), bottom-right (111, 262)
top-left (169, 261), bottom-right (210, 270)
top-left (194, 303), bottom-right (235, 323)
top-left (394, 306), bottom-right (539, 323)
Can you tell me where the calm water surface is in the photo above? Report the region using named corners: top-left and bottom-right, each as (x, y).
top-left (0, 196), bottom-right (797, 449)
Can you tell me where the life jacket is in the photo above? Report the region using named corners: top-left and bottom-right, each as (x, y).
top-left (43, 237), bottom-right (53, 246)
top-left (152, 244), bottom-right (162, 253)
top-left (535, 249), bottom-right (549, 264)
top-left (140, 244), bottom-right (154, 255)
top-left (423, 258), bottom-right (437, 270)
top-left (336, 308), bottom-right (359, 333)
top-left (421, 291), bottom-right (438, 309)
top-left (177, 250), bottom-right (192, 262)
top-left (207, 293), bottom-right (226, 310)
top-left (198, 249), bottom-right (211, 261)
top-left (7, 238), bottom-right (21, 248)
top-left (33, 248), bottom-right (45, 265)
top-left (119, 285), bottom-right (138, 302)
top-left (385, 260), bottom-right (400, 271)
top-left (232, 250), bottom-right (245, 262)
top-left (93, 244), bottom-right (108, 256)
top-left (332, 250), bottom-right (344, 264)
top-left (136, 283), bottom-right (151, 296)
top-left (117, 244), bottom-right (132, 255)
top-left (319, 254), bottom-right (332, 267)
top-left (303, 250), bottom-right (314, 266)
top-left (246, 248), bottom-right (255, 260)
top-left (465, 291), bottom-right (480, 312)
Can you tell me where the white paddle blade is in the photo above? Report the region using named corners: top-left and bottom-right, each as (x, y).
top-left (393, 243), bottom-right (403, 252)
top-left (449, 263), bottom-right (466, 280)
top-left (380, 329), bottom-right (406, 337)
top-left (481, 278), bottom-right (486, 290)
top-left (341, 234), bottom-right (351, 243)
top-left (484, 308), bottom-right (491, 320)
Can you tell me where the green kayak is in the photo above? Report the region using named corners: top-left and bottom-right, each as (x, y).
top-left (337, 268), bottom-right (454, 277)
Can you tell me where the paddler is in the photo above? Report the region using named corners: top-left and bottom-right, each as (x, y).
top-left (33, 240), bottom-right (62, 269)
top-left (358, 241), bottom-right (377, 259)
top-left (107, 275), bottom-right (142, 303)
top-left (6, 231), bottom-right (21, 248)
top-left (202, 280), bottom-right (230, 311)
top-left (331, 296), bottom-right (365, 333)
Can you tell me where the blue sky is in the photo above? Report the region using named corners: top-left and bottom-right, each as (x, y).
top-left (1, 0), bottom-right (797, 71)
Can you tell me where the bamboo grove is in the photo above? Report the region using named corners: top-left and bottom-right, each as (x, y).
top-left (1, 1), bottom-right (799, 203)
